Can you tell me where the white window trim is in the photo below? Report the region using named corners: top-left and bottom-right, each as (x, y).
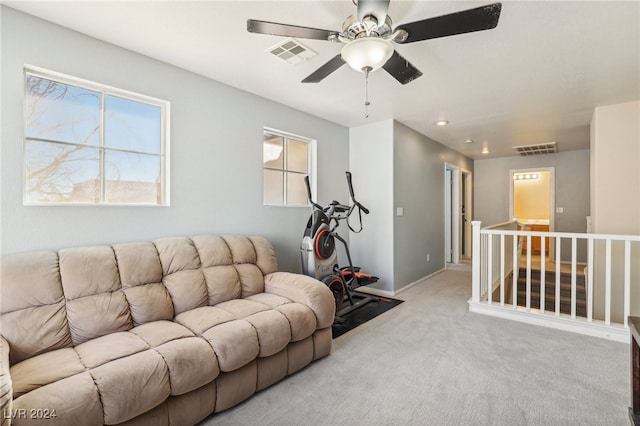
top-left (23, 65), bottom-right (171, 206)
top-left (263, 127), bottom-right (316, 207)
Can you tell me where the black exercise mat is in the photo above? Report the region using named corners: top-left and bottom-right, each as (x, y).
top-left (332, 293), bottom-right (404, 338)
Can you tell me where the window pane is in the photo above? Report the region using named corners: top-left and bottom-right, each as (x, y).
top-left (263, 134), bottom-right (284, 169)
top-left (104, 151), bottom-right (161, 204)
top-left (286, 139), bottom-right (308, 173)
top-left (25, 75), bottom-right (100, 146)
top-left (286, 172), bottom-right (308, 206)
top-left (105, 95), bottom-right (161, 154)
top-left (264, 169), bottom-right (284, 205)
top-left (25, 140), bottom-right (100, 203)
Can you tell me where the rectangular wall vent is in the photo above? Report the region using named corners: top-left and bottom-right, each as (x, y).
top-left (267, 38), bottom-right (317, 64)
top-left (512, 142), bottom-right (558, 156)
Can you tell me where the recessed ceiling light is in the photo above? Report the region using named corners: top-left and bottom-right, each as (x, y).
top-left (434, 120), bottom-right (449, 126)
top-left (482, 147), bottom-right (490, 154)
top-left (464, 139), bottom-right (474, 144)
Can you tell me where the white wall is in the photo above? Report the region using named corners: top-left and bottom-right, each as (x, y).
top-left (590, 100), bottom-right (640, 321)
top-left (0, 7), bottom-right (349, 272)
top-left (590, 100), bottom-right (640, 235)
top-left (348, 120), bottom-right (395, 293)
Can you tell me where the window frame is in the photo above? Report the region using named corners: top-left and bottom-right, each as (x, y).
top-left (262, 127), bottom-right (316, 207)
top-left (23, 65), bottom-right (170, 206)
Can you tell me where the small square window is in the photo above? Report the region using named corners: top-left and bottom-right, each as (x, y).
top-left (263, 129), bottom-right (314, 206)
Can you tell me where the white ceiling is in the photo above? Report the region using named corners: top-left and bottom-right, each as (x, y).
top-left (6, 0), bottom-right (640, 159)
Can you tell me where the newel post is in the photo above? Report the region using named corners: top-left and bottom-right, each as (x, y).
top-left (471, 221), bottom-right (482, 303)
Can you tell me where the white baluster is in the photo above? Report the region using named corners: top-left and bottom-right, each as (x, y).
top-left (571, 237), bottom-right (577, 319)
top-left (500, 234), bottom-right (505, 306)
top-left (555, 237), bottom-right (561, 316)
top-left (471, 221), bottom-right (481, 303)
top-left (605, 239), bottom-right (611, 325)
top-left (587, 238), bottom-right (594, 322)
top-left (624, 240), bottom-right (631, 327)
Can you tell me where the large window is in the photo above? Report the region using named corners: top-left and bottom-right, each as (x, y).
top-left (263, 129), bottom-right (314, 206)
top-left (24, 67), bottom-right (169, 205)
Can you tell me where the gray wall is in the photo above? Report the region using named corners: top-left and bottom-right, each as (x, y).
top-left (350, 120), bottom-right (473, 294)
top-left (0, 7), bottom-right (349, 272)
top-left (393, 122), bottom-right (473, 289)
top-left (474, 149), bottom-right (590, 231)
top-left (474, 149), bottom-right (590, 261)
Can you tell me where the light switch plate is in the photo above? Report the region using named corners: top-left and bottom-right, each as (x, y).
top-left (396, 207), bottom-right (404, 216)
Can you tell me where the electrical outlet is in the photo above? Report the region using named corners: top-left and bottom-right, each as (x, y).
top-left (427, 254), bottom-right (430, 262)
top-left (556, 207), bottom-right (564, 213)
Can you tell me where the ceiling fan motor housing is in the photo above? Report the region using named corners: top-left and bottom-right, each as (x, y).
top-left (341, 14), bottom-right (393, 40)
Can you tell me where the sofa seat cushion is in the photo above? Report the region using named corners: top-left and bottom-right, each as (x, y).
top-left (130, 320), bottom-right (195, 347)
top-left (10, 347), bottom-right (85, 398)
top-left (75, 331), bottom-right (150, 369)
top-left (215, 299), bottom-right (270, 319)
top-left (90, 349), bottom-right (170, 425)
top-left (154, 337), bottom-right (219, 396)
top-left (276, 303), bottom-right (317, 342)
top-left (174, 306), bottom-right (236, 335)
top-left (243, 310), bottom-right (291, 357)
top-left (201, 320), bottom-right (259, 372)
top-left (12, 372), bottom-right (103, 425)
top-left (244, 292), bottom-right (292, 309)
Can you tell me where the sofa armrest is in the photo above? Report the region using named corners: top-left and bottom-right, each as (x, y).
top-left (264, 272), bottom-right (335, 329)
top-left (0, 336), bottom-right (13, 426)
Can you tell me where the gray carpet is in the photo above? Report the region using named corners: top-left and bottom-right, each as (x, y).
top-left (202, 268), bottom-right (629, 425)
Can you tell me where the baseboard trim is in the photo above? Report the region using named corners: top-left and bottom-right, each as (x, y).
top-left (356, 268), bottom-right (447, 298)
top-left (468, 300), bottom-right (630, 343)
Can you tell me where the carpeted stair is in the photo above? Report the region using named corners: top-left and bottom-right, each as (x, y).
top-left (515, 268), bottom-right (587, 316)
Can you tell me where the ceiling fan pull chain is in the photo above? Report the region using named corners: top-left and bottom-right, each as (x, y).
top-left (364, 66), bottom-right (372, 118)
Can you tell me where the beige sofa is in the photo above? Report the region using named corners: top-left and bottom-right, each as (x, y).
top-left (0, 235), bottom-right (335, 425)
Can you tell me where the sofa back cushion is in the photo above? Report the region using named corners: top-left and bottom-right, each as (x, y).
top-left (193, 236), bottom-right (278, 302)
top-left (191, 236), bottom-right (241, 305)
top-left (0, 252), bottom-right (72, 365)
top-left (113, 242), bottom-right (174, 326)
top-left (154, 237), bottom-right (209, 315)
top-left (1, 234), bottom-right (278, 364)
top-left (59, 246), bottom-right (132, 345)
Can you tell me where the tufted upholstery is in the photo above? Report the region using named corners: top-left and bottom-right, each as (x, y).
top-left (0, 235), bottom-right (335, 426)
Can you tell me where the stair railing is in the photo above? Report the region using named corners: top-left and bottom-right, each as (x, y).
top-left (470, 220), bottom-right (640, 342)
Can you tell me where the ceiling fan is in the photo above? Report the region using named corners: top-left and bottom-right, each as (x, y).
top-left (247, 0), bottom-right (502, 85)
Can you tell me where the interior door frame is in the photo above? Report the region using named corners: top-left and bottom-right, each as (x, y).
top-left (461, 168), bottom-right (473, 259)
top-left (509, 167), bottom-right (556, 257)
top-left (444, 163), bottom-right (462, 264)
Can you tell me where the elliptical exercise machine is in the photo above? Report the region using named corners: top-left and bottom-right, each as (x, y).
top-left (301, 172), bottom-right (378, 322)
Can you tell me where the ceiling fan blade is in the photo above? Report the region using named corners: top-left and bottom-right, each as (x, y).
top-left (382, 50), bottom-right (423, 85)
top-left (396, 2), bottom-right (502, 44)
top-left (357, 0), bottom-right (391, 26)
top-left (302, 54), bottom-right (346, 83)
top-left (247, 19), bottom-right (338, 41)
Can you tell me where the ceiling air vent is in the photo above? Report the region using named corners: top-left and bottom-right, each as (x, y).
top-left (512, 142), bottom-right (558, 156)
top-left (267, 38), bottom-right (317, 64)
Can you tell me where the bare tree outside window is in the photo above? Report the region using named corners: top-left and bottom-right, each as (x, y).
top-left (24, 69), bottom-right (169, 205)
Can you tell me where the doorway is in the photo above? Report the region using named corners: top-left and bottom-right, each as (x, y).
top-left (461, 170), bottom-right (472, 258)
top-left (445, 164), bottom-right (472, 265)
top-left (509, 167), bottom-right (555, 257)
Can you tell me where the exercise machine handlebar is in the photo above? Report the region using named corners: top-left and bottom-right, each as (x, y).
top-left (345, 172), bottom-right (369, 215)
top-left (304, 175), bottom-right (324, 212)
top-left (304, 172), bottom-right (369, 232)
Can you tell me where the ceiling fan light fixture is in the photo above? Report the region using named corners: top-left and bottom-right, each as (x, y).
top-left (341, 37), bottom-right (394, 72)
